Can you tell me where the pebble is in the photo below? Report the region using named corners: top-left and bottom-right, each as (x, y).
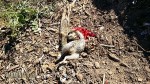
top-left (94, 62), bottom-right (100, 69)
top-left (108, 71), bottom-right (113, 75)
top-left (138, 77), bottom-right (143, 82)
top-left (36, 76), bottom-right (41, 79)
top-left (102, 61), bottom-right (107, 65)
top-left (76, 73), bottom-right (83, 81)
top-left (81, 52), bottom-right (88, 58)
top-left (109, 53), bottom-right (120, 62)
top-left (99, 26), bottom-right (105, 30)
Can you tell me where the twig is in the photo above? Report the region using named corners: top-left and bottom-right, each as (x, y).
top-left (50, 22), bottom-right (60, 26)
top-left (102, 73), bottom-right (105, 84)
top-left (133, 40), bottom-right (150, 53)
top-left (48, 28), bottom-right (59, 33)
top-left (7, 65), bottom-right (19, 72)
top-left (100, 44), bottom-right (115, 48)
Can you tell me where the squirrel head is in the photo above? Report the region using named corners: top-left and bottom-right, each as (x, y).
top-left (67, 30), bottom-right (79, 42)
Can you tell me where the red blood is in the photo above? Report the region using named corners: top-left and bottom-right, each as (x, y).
top-left (72, 27), bottom-right (96, 40)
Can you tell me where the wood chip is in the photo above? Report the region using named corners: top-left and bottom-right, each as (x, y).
top-left (109, 53), bottom-right (120, 62)
top-left (100, 44), bottom-right (115, 48)
top-left (76, 73), bottom-right (83, 81)
top-left (49, 52), bottom-right (61, 57)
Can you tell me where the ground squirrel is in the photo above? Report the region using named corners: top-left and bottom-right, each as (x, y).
top-left (55, 30), bottom-right (85, 64)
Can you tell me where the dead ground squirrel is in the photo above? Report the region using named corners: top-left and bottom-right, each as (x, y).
top-left (55, 30), bottom-right (85, 64)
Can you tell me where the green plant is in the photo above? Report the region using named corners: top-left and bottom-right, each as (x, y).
top-left (0, 1), bottom-right (40, 38)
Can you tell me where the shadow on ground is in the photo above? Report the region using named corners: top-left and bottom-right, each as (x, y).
top-left (92, 0), bottom-right (150, 62)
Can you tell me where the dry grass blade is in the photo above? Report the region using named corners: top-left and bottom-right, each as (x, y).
top-left (102, 73), bottom-right (105, 84)
top-left (100, 44), bottom-right (115, 48)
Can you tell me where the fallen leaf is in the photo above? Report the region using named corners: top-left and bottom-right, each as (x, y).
top-left (76, 73), bottom-right (83, 81)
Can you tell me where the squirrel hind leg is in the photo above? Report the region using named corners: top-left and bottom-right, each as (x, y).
top-left (55, 53), bottom-right (79, 64)
top-left (62, 53), bottom-right (79, 64)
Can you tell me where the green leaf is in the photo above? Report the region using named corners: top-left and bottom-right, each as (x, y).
top-left (31, 20), bottom-right (39, 32)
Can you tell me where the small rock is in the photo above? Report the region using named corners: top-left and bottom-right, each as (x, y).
top-left (138, 77), bottom-right (143, 82)
top-left (94, 62), bottom-right (100, 69)
top-left (43, 47), bottom-right (49, 53)
top-left (81, 52), bottom-right (88, 57)
top-left (108, 71), bottom-right (113, 75)
top-left (36, 76), bottom-right (41, 79)
top-left (99, 26), bottom-right (105, 30)
top-left (100, 35), bottom-right (105, 40)
top-left (109, 53), bottom-right (120, 62)
top-left (102, 61), bottom-right (107, 65)
top-left (76, 73), bottom-right (83, 81)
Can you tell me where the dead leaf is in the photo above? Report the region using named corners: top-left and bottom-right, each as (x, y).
top-left (76, 73), bottom-right (83, 81)
top-left (42, 62), bottom-right (56, 72)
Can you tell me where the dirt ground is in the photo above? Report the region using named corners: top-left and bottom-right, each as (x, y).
top-left (0, 0), bottom-right (150, 84)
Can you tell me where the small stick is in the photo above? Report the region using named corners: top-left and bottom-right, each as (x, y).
top-left (7, 65), bottom-right (19, 72)
top-left (133, 40), bottom-right (150, 53)
top-left (102, 73), bottom-right (105, 84)
top-left (100, 44), bottom-right (115, 48)
top-left (49, 22), bottom-right (60, 26)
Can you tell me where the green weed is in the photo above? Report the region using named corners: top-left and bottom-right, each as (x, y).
top-left (0, 1), bottom-right (43, 38)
